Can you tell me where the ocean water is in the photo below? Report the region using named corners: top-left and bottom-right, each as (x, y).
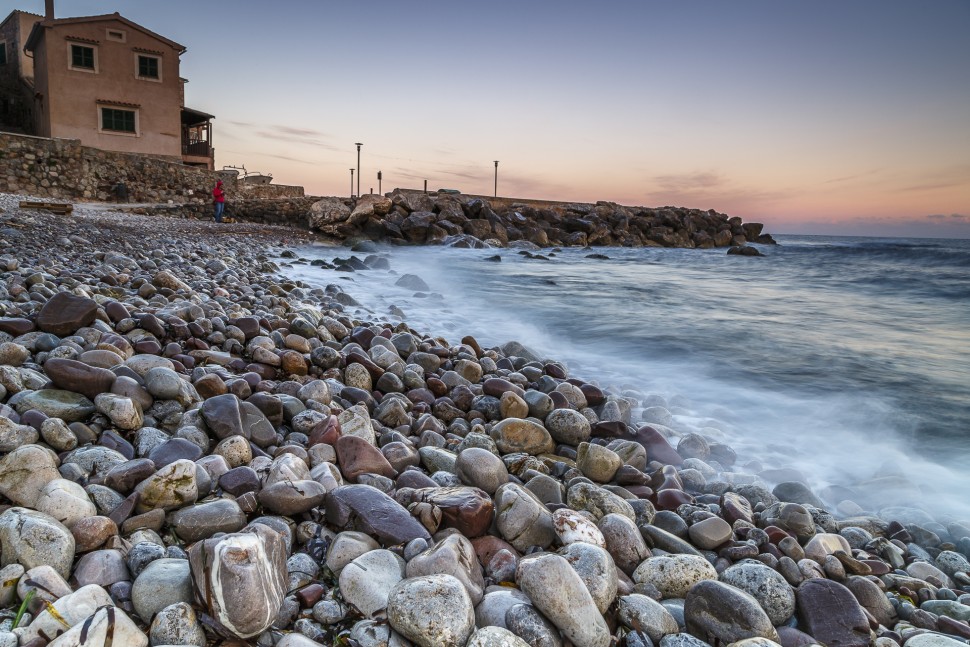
top-left (284, 235), bottom-right (970, 523)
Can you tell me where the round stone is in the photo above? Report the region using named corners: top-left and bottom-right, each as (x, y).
top-left (386, 574), bottom-right (476, 647)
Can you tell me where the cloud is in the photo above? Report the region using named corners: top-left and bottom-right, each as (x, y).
top-left (926, 213), bottom-right (969, 222)
top-left (895, 165), bottom-right (970, 193)
top-left (646, 170), bottom-right (794, 210)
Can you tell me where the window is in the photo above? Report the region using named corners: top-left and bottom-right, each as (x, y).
top-left (106, 29), bottom-right (126, 42)
top-left (0, 42), bottom-right (7, 66)
top-left (71, 44), bottom-right (95, 70)
top-left (137, 55), bottom-right (159, 79)
top-left (101, 107), bottom-right (136, 133)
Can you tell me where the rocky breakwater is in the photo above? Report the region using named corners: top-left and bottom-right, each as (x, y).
top-left (0, 192), bottom-right (968, 647)
top-left (309, 189), bottom-right (776, 251)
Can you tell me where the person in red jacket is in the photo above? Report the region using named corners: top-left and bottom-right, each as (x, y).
top-left (212, 180), bottom-right (226, 223)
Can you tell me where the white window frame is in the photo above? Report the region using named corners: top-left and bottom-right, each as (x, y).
top-left (134, 52), bottom-right (162, 83)
top-left (106, 29), bottom-right (126, 43)
top-left (97, 104), bottom-right (139, 138)
top-left (67, 41), bottom-right (98, 74)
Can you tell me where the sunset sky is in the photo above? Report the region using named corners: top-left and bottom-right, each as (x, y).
top-left (18, 1), bottom-right (970, 236)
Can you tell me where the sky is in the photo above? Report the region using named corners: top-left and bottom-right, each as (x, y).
top-left (15, 1), bottom-right (970, 237)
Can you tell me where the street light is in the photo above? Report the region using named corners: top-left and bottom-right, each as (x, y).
top-left (494, 160), bottom-right (499, 198)
top-left (349, 168), bottom-right (354, 198)
top-left (355, 142), bottom-right (363, 198)
top-left (377, 170), bottom-right (382, 195)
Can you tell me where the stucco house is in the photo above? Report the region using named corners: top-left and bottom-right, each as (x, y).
top-left (0, 1), bottom-right (214, 169)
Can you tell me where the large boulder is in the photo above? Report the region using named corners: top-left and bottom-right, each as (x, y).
top-left (308, 197), bottom-right (352, 233)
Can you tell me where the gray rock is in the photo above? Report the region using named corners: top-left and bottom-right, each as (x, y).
top-left (505, 603), bottom-right (563, 647)
top-left (326, 531), bottom-right (381, 576)
top-left (517, 552), bottom-right (611, 647)
top-left (684, 580), bottom-right (780, 645)
top-left (131, 558), bottom-right (194, 623)
top-left (386, 574), bottom-right (476, 647)
top-left (494, 482), bottom-right (556, 551)
top-left (560, 542), bottom-right (617, 614)
top-left (599, 513), bottom-right (651, 575)
top-left (455, 447), bottom-right (508, 494)
top-left (406, 533), bottom-right (485, 605)
top-left (795, 578), bottom-right (870, 647)
top-left (169, 498), bottom-right (247, 542)
top-left (545, 408), bottom-right (592, 445)
top-left (42, 604), bottom-right (147, 647)
top-left (633, 554), bottom-right (717, 599)
top-left (719, 560), bottom-right (796, 625)
top-left (618, 593), bottom-right (680, 643)
top-left (12, 389), bottom-right (95, 422)
top-left (0, 507), bottom-right (75, 578)
top-left (475, 587), bottom-right (532, 629)
top-left (149, 602), bottom-right (206, 647)
top-left (133, 459), bottom-right (198, 513)
top-left (467, 626), bottom-right (531, 647)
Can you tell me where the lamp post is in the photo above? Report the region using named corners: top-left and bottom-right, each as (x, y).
top-left (493, 160), bottom-right (499, 198)
top-left (355, 142), bottom-right (362, 198)
top-left (377, 170), bottom-right (382, 195)
top-left (349, 168), bottom-right (354, 198)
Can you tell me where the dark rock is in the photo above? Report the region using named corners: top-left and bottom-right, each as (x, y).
top-left (796, 579), bottom-right (870, 647)
top-left (325, 484), bottom-right (431, 544)
top-left (36, 292), bottom-right (98, 336)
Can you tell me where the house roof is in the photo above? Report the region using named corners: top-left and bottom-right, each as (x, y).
top-left (25, 12), bottom-right (186, 54)
top-left (181, 106), bottom-right (215, 125)
top-left (0, 9), bottom-right (43, 31)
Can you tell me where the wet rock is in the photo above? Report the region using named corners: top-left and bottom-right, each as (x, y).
top-left (133, 459), bottom-right (198, 512)
top-left (44, 358), bottom-right (117, 399)
top-left (494, 482), bottom-right (556, 551)
top-left (489, 418), bottom-right (555, 455)
top-left (12, 389), bottom-right (95, 422)
top-left (170, 498), bottom-right (247, 542)
top-left (410, 486), bottom-right (494, 538)
top-left (560, 541), bottom-right (617, 614)
top-left (455, 446), bottom-right (508, 494)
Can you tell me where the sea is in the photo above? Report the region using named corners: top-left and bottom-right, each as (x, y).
top-left (283, 235), bottom-right (970, 524)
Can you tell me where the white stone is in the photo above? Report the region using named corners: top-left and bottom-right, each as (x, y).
top-left (553, 508), bottom-right (606, 548)
top-left (47, 605), bottom-right (147, 647)
top-left (339, 549), bottom-right (406, 618)
top-left (35, 478), bottom-right (97, 529)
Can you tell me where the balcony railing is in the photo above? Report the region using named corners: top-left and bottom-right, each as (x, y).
top-left (182, 140), bottom-right (211, 157)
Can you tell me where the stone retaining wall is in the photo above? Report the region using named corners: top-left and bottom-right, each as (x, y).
top-left (0, 131), bottom-right (303, 203)
top-left (113, 197), bottom-right (319, 228)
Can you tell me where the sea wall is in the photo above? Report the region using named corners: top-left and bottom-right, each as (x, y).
top-left (0, 131), bottom-right (303, 203)
top-left (114, 196), bottom-right (319, 228)
top-left (310, 190), bottom-right (775, 249)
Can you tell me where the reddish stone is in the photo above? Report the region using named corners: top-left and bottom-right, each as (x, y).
top-left (721, 491), bottom-right (754, 525)
top-left (859, 559), bottom-right (890, 575)
top-left (0, 317), bottom-right (35, 335)
top-left (579, 383), bottom-right (605, 407)
top-left (412, 486), bottom-right (494, 538)
top-left (296, 583), bottom-right (325, 608)
top-left (336, 435), bottom-right (397, 482)
top-left (471, 534), bottom-right (521, 568)
top-left (44, 358), bottom-right (116, 400)
top-left (426, 377), bottom-right (447, 397)
top-left (765, 525), bottom-right (795, 544)
top-left (549, 391), bottom-right (569, 409)
top-left (483, 378), bottom-right (524, 398)
top-left (636, 426), bottom-right (683, 466)
top-left (36, 292), bottom-right (98, 336)
top-left (656, 488), bottom-right (694, 510)
top-left (308, 415), bottom-right (340, 447)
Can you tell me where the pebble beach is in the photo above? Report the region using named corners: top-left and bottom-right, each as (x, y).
top-left (1, 192), bottom-right (969, 647)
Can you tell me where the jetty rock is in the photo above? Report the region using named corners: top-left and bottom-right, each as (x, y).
top-left (309, 189), bottom-right (776, 249)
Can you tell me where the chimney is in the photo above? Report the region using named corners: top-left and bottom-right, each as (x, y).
top-left (45, 0), bottom-right (54, 20)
